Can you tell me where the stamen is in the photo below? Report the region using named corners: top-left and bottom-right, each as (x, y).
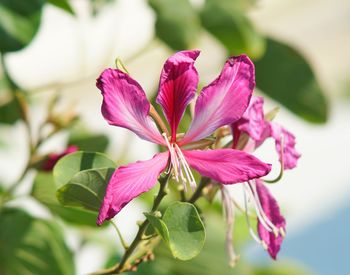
top-left (248, 181), bottom-right (280, 237)
top-left (175, 144), bottom-right (196, 191)
top-left (280, 227), bottom-right (286, 238)
top-left (243, 186), bottom-right (264, 245)
top-left (162, 133), bottom-right (179, 181)
top-left (221, 188), bottom-right (240, 267)
top-left (162, 134), bottom-right (196, 192)
top-left (264, 134), bottom-right (285, 184)
top-left (243, 184), bottom-right (274, 234)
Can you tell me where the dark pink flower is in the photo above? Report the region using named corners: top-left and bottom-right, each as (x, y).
top-left (238, 179), bottom-right (286, 260)
top-left (233, 96), bottom-right (301, 170)
top-left (96, 51), bottom-right (271, 225)
top-left (41, 145), bottom-right (78, 171)
top-left (255, 179), bottom-right (286, 259)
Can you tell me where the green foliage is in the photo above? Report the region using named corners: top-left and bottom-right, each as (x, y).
top-left (149, 0), bottom-right (201, 50)
top-left (31, 172), bottom-right (100, 227)
top-left (144, 212), bottom-right (170, 243)
top-left (47, 0), bottom-right (74, 15)
top-left (0, 0), bottom-right (44, 53)
top-left (53, 151), bottom-right (115, 188)
top-left (200, 0), bottom-right (265, 58)
top-left (255, 39), bottom-right (328, 123)
top-left (0, 94), bottom-right (22, 124)
top-left (0, 208), bottom-right (75, 275)
top-left (53, 151), bottom-right (115, 212)
top-left (68, 131), bottom-right (109, 152)
top-left (146, 202), bottom-right (206, 261)
top-left (56, 167), bottom-right (114, 212)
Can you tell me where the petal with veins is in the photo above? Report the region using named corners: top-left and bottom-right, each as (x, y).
top-left (237, 96), bottom-right (265, 141)
top-left (180, 55), bottom-right (255, 145)
top-left (97, 152), bottom-right (169, 225)
top-left (270, 123), bottom-right (301, 170)
top-left (255, 179), bottom-right (286, 260)
top-left (97, 68), bottom-right (164, 144)
top-left (156, 50), bottom-right (199, 141)
top-left (182, 149), bottom-right (271, 184)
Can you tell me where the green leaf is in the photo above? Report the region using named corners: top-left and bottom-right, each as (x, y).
top-left (0, 0), bottom-right (44, 53)
top-left (149, 0), bottom-right (201, 50)
top-left (56, 167), bottom-right (114, 212)
top-left (68, 133), bottom-right (109, 152)
top-left (0, 94), bottom-right (22, 124)
top-left (255, 38), bottom-right (328, 123)
top-left (200, 0), bottom-right (265, 58)
top-left (47, 0), bottom-right (75, 15)
top-left (144, 212), bottom-right (170, 243)
top-left (162, 202), bottom-right (205, 260)
top-left (31, 172), bottom-right (100, 227)
top-left (53, 151), bottom-right (115, 188)
top-left (0, 208), bottom-right (75, 275)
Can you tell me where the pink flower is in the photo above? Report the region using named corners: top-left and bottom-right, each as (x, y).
top-left (230, 97), bottom-right (300, 259)
top-left (96, 50), bottom-right (271, 225)
top-left (255, 179), bottom-right (286, 259)
top-left (41, 145), bottom-right (79, 171)
top-left (233, 96), bottom-right (301, 170)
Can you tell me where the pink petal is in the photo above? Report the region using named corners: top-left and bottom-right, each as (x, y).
top-left (235, 96), bottom-right (301, 170)
top-left (237, 96), bottom-right (265, 141)
top-left (97, 152), bottom-right (169, 225)
top-left (270, 123), bottom-right (301, 170)
top-left (180, 55), bottom-right (255, 145)
top-left (156, 50), bottom-right (200, 141)
top-left (97, 69), bottom-right (164, 145)
top-left (182, 149), bottom-right (271, 184)
top-left (255, 179), bottom-right (286, 260)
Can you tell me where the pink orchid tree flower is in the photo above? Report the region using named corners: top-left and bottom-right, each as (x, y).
top-left (226, 96), bottom-right (300, 259)
top-left (96, 50), bottom-right (272, 225)
top-left (233, 96), bottom-right (301, 170)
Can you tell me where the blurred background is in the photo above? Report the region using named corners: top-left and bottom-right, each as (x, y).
top-left (0, 0), bottom-right (349, 274)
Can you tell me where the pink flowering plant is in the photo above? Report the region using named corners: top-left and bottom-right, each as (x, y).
top-left (48, 50), bottom-right (299, 274)
top-left (0, 1), bottom-right (334, 274)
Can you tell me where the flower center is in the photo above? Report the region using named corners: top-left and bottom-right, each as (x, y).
top-left (162, 133), bottom-right (196, 191)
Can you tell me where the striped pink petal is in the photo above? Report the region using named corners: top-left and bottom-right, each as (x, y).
top-left (97, 69), bottom-right (164, 145)
top-left (97, 152), bottom-right (169, 225)
top-left (156, 50), bottom-right (199, 141)
top-left (180, 55), bottom-right (255, 145)
top-left (182, 149), bottom-right (271, 184)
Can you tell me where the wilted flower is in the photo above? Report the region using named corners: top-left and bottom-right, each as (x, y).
top-left (96, 50), bottom-right (271, 225)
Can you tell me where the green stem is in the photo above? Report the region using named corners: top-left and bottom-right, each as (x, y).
top-left (91, 173), bottom-right (170, 275)
top-left (110, 221), bottom-right (129, 250)
top-left (188, 177), bottom-right (211, 203)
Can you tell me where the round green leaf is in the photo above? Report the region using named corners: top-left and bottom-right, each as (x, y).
top-left (0, 208), bottom-right (75, 275)
top-left (31, 172), bottom-right (100, 227)
top-left (162, 202), bottom-right (205, 261)
top-left (144, 212), bottom-right (170, 243)
top-left (56, 167), bottom-right (114, 212)
top-left (0, 0), bottom-right (44, 53)
top-left (53, 151), bottom-right (115, 188)
top-left (255, 38), bottom-right (329, 123)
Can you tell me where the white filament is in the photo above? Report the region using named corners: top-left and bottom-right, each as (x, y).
top-left (249, 181), bottom-right (280, 236)
top-left (243, 183), bottom-right (274, 234)
top-left (162, 133), bottom-right (196, 191)
top-left (243, 185), bottom-right (263, 245)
